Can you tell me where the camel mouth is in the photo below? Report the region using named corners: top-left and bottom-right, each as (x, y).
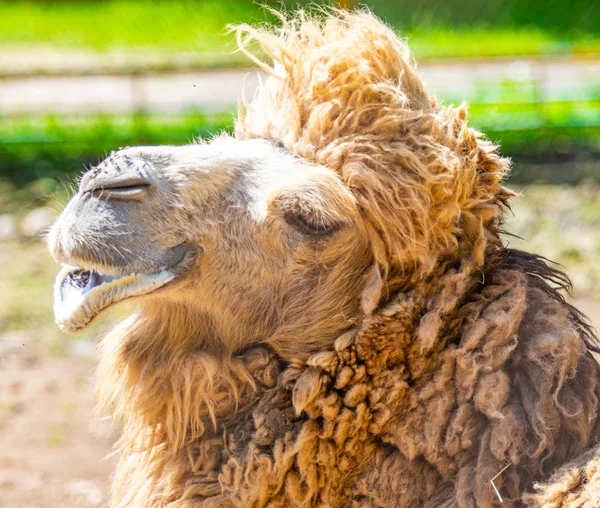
top-left (54, 265), bottom-right (177, 332)
top-left (53, 243), bottom-right (195, 332)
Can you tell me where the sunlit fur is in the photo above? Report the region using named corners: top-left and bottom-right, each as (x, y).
top-left (235, 9), bottom-right (513, 289)
top-left (82, 9), bottom-right (600, 507)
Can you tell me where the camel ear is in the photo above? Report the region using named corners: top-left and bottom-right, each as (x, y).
top-left (361, 264), bottom-right (384, 315)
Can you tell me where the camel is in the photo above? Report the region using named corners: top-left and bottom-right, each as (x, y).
top-left (48, 10), bottom-right (600, 508)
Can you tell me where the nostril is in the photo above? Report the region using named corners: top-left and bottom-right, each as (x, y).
top-left (85, 177), bottom-right (152, 201)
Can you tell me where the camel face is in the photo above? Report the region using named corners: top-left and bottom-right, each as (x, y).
top-left (49, 136), bottom-right (371, 354)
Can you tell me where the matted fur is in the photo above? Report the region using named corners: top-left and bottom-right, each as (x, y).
top-left (101, 254), bottom-right (600, 507)
top-left (93, 9), bottom-right (600, 508)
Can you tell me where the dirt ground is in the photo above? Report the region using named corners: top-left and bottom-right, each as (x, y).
top-left (0, 299), bottom-right (598, 508)
top-left (0, 337), bottom-right (118, 508)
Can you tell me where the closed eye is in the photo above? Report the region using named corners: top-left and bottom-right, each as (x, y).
top-left (284, 212), bottom-right (341, 237)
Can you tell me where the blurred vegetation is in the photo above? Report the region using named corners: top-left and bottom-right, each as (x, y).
top-left (367, 0), bottom-right (599, 34)
top-left (0, 0), bottom-right (262, 63)
top-left (370, 0), bottom-right (600, 60)
top-left (0, 0), bottom-right (598, 65)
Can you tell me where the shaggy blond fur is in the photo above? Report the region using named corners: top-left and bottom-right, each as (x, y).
top-left (235, 9), bottom-right (512, 291)
top-left (89, 9), bottom-right (600, 507)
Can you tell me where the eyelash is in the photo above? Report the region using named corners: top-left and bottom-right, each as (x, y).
top-left (284, 212), bottom-right (340, 237)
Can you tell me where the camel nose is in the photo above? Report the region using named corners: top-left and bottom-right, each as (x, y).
top-left (80, 152), bottom-right (152, 201)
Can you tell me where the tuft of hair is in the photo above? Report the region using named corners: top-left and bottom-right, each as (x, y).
top-left (234, 8), bottom-right (514, 287)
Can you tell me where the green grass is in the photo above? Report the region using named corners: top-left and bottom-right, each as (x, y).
top-left (0, 0), bottom-right (598, 67)
top-left (405, 27), bottom-right (600, 61)
top-left (0, 1), bottom-right (268, 54)
top-left (366, 0), bottom-right (599, 35)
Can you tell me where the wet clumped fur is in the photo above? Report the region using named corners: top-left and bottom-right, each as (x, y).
top-left (98, 9), bottom-right (600, 507)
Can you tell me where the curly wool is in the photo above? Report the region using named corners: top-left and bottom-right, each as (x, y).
top-left (102, 253), bottom-right (600, 507)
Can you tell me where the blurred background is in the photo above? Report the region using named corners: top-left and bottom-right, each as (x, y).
top-left (0, 1), bottom-right (598, 506)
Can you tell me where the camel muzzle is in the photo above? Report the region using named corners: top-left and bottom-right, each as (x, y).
top-left (48, 147), bottom-right (199, 331)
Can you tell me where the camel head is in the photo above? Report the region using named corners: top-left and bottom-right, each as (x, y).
top-left (48, 137), bottom-right (373, 358)
top-left (49, 10), bottom-right (512, 363)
